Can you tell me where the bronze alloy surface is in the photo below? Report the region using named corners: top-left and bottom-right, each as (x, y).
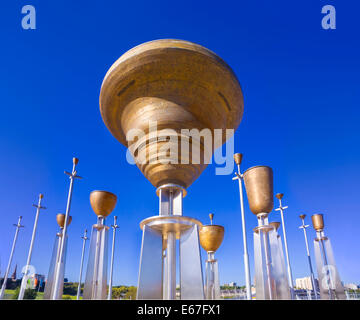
top-left (100, 39), bottom-right (244, 189)
top-left (243, 166), bottom-right (274, 215)
top-left (299, 214), bottom-right (306, 220)
top-left (269, 221), bottom-right (280, 231)
top-left (311, 214), bottom-right (324, 231)
top-left (56, 214), bottom-right (72, 228)
top-left (233, 153), bottom-right (243, 165)
top-left (199, 224), bottom-right (224, 252)
top-left (275, 193), bottom-right (284, 200)
top-left (90, 190), bottom-right (117, 217)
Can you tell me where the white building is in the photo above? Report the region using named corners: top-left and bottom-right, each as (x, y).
top-left (295, 277), bottom-right (318, 290)
top-left (344, 283), bottom-right (358, 290)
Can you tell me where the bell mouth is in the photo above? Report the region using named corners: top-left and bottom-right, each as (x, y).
top-left (90, 190), bottom-right (117, 217)
top-left (243, 165), bottom-right (274, 215)
top-left (199, 225), bottom-right (224, 252)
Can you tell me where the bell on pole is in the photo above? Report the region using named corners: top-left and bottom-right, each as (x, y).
top-left (199, 214), bottom-right (224, 300)
top-left (44, 214), bottom-right (72, 299)
top-left (99, 39), bottom-right (244, 300)
top-left (311, 214), bottom-right (346, 300)
top-left (243, 166), bottom-right (290, 300)
top-left (83, 190), bottom-right (117, 300)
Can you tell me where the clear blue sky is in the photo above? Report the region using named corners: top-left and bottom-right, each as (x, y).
top-left (0, 1), bottom-right (359, 287)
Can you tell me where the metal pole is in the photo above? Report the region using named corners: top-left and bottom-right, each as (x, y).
top-left (317, 231), bottom-right (334, 299)
top-left (166, 232), bottom-right (176, 299)
top-left (0, 216), bottom-right (24, 299)
top-left (51, 157), bottom-right (81, 300)
top-left (299, 215), bottom-right (319, 299)
top-left (18, 194), bottom-right (46, 300)
top-left (258, 215), bottom-right (273, 300)
top-left (232, 153), bottom-right (252, 300)
top-left (76, 229), bottom-right (88, 300)
top-left (275, 195), bottom-right (294, 298)
top-left (206, 251), bottom-right (215, 299)
top-left (92, 217), bottom-right (103, 299)
top-left (108, 216), bottom-right (119, 300)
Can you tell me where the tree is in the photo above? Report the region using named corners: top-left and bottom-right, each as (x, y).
top-left (125, 286), bottom-right (137, 300)
top-left (12, 287), bottom-right (37, 300)
top-left (63, 282), bottom-right (78, 295)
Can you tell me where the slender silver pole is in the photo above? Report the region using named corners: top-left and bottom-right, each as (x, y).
top-left (18, 195), bottom-right (46, 300)
top-left (299, 216), bottom-right (319, 299)
top-left (258, 215), bottom-right (273, 299)
top-left (232, 155), bottom-right (252, 300)
top-left (51, 158), bottom-right (82, 300)
top-left (108, 216), bottom-right (119, 300)
top-left (0, 216), bottom-right (24, 299)
top-left (166, 190), bottom-right (176, 300)
top-left (91, 216), bottom-right (105, 299)
top-left (157, 185), bottom-right (182, 300)
top-left (166, 232), bottom-right (176, 299)
top-left (206, 251), bottom-right (215, 299)
top-left (76, 229), bottom-right (88, 300)
top-left (317, 231), bottom-right (335, 299)
top-left (275, 196), bottom-right (294, 298)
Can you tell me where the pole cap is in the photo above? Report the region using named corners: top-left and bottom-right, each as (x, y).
top-left (299, 214), bottom-right (306, 220)
top-left (56, 214), bottom-right (72, 228)
top-left (39, 194), bottom-right (44, 199)
top-left (243, 166), bottom-right (274, 215)
top-left (275, 193), bottom-right (284, 200)
top-left (199, 224), bottom-right (224, 252)
top-left (90, 190), bottom-right (117, 217)
top-left (73, 157), bottom-right (79, 165)
top-left (233, 153), bottom-right (243, 165)
top-left (209, 213), bottom-right (214, 224)
top-left (311, 214), bottom-right (324, 231)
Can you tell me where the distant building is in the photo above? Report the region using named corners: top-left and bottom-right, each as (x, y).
top-left (11, 265), bottom-right (17, 281)
top-left (222, 282), bottom-right (237, 288)
top-left (295, 277), bottom-right (319, 290)
top-left (344, 283), bottom-right (358, 290)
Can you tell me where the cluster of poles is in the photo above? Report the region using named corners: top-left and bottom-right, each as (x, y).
top-left (0, 158), bottom-right (120, 300)
top-left (0, 154), bottom-right (346, 300)
top-left (232, 153), bottom-right (345, 300)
